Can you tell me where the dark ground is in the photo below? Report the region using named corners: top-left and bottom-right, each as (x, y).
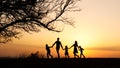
top-left (0, 57), bottom-right (120, 68)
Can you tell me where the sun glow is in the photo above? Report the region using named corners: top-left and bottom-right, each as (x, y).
top-left (1, 0), bottom-right (120, 58)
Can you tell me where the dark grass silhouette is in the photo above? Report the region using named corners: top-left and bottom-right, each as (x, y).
top-left (0, 57), bottom-right (120, 68)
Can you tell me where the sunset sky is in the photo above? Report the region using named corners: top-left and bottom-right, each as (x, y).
top-left (1, 0), bottom-right (120, 58)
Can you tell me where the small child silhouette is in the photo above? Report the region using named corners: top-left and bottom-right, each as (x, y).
top-left (78, 45), bottom-right (85, 58)
top-left (45, 44), bottom-right (53, 59)
top-left (63, 45), bottom-right (70, 58)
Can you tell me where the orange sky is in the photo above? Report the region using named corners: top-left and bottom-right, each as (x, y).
top-left (1, 0), bottom-right (120, 58)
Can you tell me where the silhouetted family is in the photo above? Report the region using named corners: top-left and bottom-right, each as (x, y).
top-left (45, 37), bottom-right (85, 59)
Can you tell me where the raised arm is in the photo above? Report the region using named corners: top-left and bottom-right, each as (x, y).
top-left (69, 45), bottom-right (73, 49)
top-left (51, 41), bottom-right (56, 47)
top-left (82, 48), bottom-right (84, 50)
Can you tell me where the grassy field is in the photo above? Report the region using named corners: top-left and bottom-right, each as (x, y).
top-left (0, 57), bottom-right (120, 68)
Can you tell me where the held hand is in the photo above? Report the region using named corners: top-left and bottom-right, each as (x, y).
top-left (68, 47), bottom-right (71, 49)
top-left (62, 47), bottom-right (64, 50)
top-left (50, 46), bottom-right (53, 48)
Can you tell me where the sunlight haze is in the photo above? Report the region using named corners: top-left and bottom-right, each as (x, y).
top-left (1, 0), bottom-right (120, 58)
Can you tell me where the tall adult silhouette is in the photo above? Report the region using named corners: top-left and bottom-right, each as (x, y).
top-left (69, 41), bottom-right (79, 58)
top-left (51, 37), bottom-right (63, 58)
top-left (78, 45), bottom-right (85, 58)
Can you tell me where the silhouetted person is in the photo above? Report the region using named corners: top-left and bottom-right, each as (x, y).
top-left (63, 45), bottom-right (70, 58)
top-left (46, 44), bottom-right (53, 59)
top-left (51, 37), bottom-right (63, 58)
top-left (69, 41), bottom-right (79, 58)
top-left (78, 45), bottom-right (85, 58)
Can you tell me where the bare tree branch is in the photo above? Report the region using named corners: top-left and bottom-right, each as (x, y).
top-left (0, 0), bottom-right (80, 43)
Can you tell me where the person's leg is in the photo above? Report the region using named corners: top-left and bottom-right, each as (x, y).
top-left (50, 54), bottom-right (53, 58)
top-left (80, 53), bottom-right (82, 58)
top-left (47, 53), bottom-right (49, 59)
top-left (56, 47), bottom-right (60, 58)
top-left (74, 54), bottom-right (76, 58)
top-left (76, 54), bottom-right (79, 58)
top-left (57, 49), bottom-right (60, 58)
top-left (75, 52), bottom-right (79, 58)
top-left (82, 54), bottom-right (85, 58)
top-left (67, 52), bottom-right (69, 58)
top-left (74, 53), bottom-right (79, 58)
top-left (74, 53), bottom-right (76, 58)
top-left (65, 55), bottom-right (67, 58)
top-left (67, 53), bottom-right (69, 58)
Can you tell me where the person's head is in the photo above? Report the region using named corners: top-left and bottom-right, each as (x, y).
top-left (57, 37), bottom-right (59, 41)
top-left (46, 44), bottom-right (48, 47)
top-left (78, 46), bottom-right (81, 48)
top-left (75, 41), bottom-right (77, 44)
top-left (65, 45), bottom-right (68, 48)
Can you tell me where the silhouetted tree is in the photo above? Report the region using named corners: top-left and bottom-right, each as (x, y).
top-left (0, 0), bottom-right (80, 43)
